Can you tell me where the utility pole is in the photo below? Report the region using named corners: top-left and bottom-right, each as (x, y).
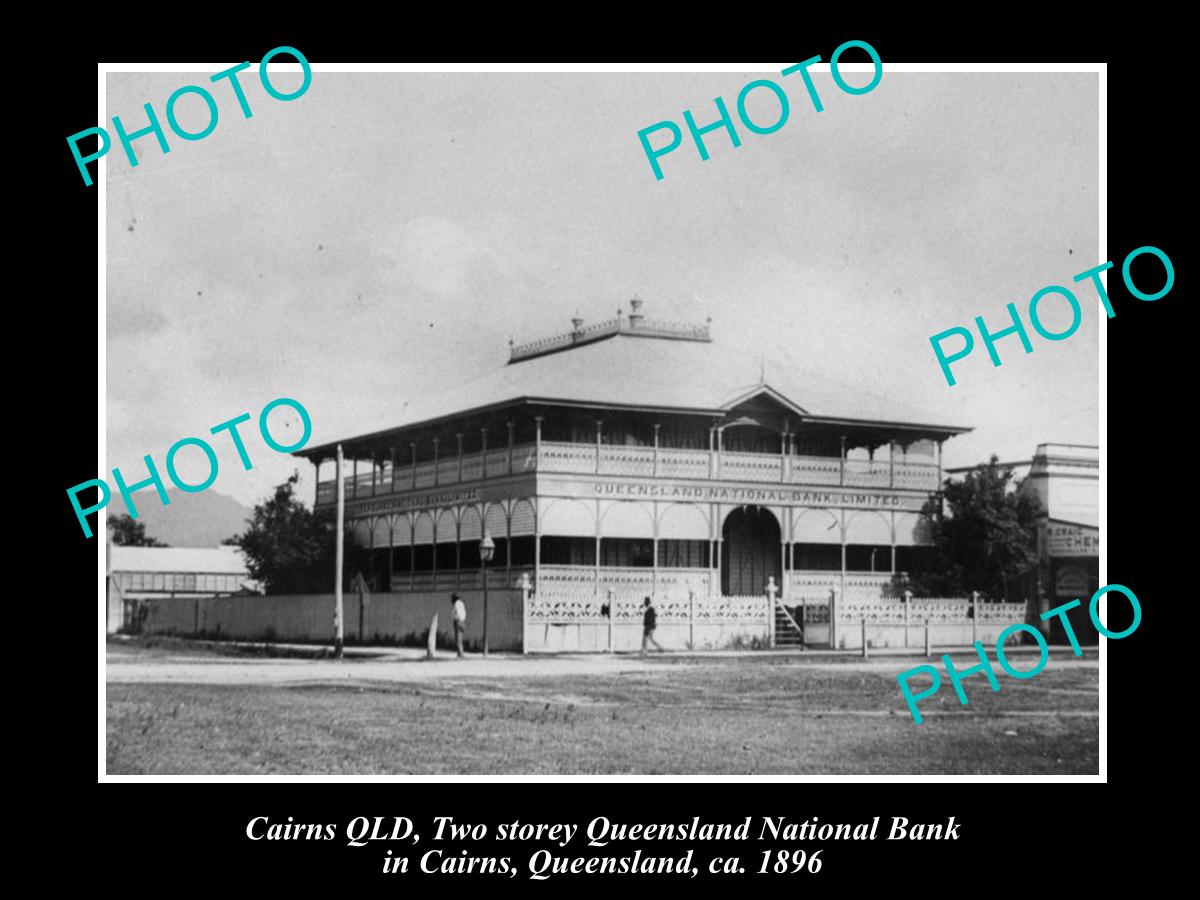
top-left (334, 444), bottom-right (345, 659)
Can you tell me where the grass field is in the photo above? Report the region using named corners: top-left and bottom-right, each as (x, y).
top-left (105, 638), bottom-right (1099, 775)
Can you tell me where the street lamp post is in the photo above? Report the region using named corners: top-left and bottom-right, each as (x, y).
top-left (480, 533), bottom-right (495, 656)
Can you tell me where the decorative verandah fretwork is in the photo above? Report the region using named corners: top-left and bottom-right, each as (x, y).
top-left (527, 590), bottom-right (766, 624)
top-left (836, 596), bottom-right (1029, 625)
top-left (315, 438), bottom-right (942, 505)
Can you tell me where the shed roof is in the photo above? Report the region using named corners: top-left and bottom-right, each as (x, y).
top-left (108, 545), bottom-right (249, 574)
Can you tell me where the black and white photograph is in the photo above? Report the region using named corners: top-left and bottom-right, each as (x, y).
top-left (97, 62), bottom-right (1106, 777)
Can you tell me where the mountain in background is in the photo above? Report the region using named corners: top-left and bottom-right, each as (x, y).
top-left (123, 490), bottom-right (253, 548)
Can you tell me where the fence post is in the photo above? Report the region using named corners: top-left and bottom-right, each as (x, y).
top-left (518, 572), bottom-right (532, 656)
top-left (688, 588), bottom-right (695, 651)
top-left (829, 587), bottom-right (838, 650)
top-left (861, 618), bottom-right (868, 658)
top-left (766, 576), bottom-right (778, 648)
top-left (358, 582), bottom-right (366, 644)
top-left (971, 590), bottom-right (979, 646)
top-left (924, 619), bottom-right (931, 657)
top-left (606, 588), bottom-right (614, 654)
top-left (904, 590), bottom-right (912, 648)
top-left (426, 612), bottom-right (438, 660)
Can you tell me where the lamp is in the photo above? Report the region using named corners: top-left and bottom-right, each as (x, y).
top-left (480, 533), bottom-right (495, 655)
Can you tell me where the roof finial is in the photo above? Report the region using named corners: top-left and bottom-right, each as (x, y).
top-left (759, 355), bottom-right (766, 384)
top-left (629, 296), bottom-right (644, 327)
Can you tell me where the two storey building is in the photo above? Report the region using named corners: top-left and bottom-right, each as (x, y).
top-left (297, 301), bottom-right (971, 650)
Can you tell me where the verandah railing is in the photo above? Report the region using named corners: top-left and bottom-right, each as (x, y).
top-left (316, 442), bottom-right (939, 504)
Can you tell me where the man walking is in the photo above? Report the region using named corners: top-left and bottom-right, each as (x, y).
top-left (641, 596), bottom-right (664, 657)
top-left (450, 593), bottom-right (467, 658)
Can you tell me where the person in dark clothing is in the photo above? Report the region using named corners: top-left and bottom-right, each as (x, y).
top-left (641, 596), bottom-right (664, 656)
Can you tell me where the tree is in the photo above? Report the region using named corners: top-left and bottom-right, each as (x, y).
top-left (903, 456), bottom-right (1041, 600)
top-left (108, 513), bottom-right (168, 547)
top-left (226, 472), bottom-right (338, 594)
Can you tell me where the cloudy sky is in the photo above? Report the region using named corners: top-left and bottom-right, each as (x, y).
top-left (105, 67), bottom-right (1099, 512)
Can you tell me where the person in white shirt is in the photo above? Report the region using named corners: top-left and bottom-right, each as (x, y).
top-left (450, 593), bottom-right (467, 658)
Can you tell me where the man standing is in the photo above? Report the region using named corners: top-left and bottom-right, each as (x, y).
top-left (641, 596), bottom-right (664, 657)
top-left (450, 593), bottom-right (467, 658)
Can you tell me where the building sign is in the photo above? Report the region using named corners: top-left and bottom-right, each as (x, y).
top-left (1054, 564), bottom-right (1090, 598)
top-left (345, 476), bottom-right (929, 517)
top-left (347, 487), bottom-right (481, 517)
top-left (584, 480), bottom-right (925, 510)
top-left (1046, 522), bottom-right (1099, 557)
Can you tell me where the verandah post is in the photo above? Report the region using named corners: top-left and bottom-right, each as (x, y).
top-left (334, 443), bottom-right (345, 659)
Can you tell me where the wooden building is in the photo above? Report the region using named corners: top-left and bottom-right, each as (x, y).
top-left (296, 301), bottom-right (973, 650)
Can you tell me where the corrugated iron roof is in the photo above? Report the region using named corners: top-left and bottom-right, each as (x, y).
top-left (301, 332), bottom-right (970, 455)
top-left (108, 545), bottom-right (249, 574)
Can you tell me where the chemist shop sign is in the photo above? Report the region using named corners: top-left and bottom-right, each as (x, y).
top-left (1046, 522), bottom-right (1099, 557)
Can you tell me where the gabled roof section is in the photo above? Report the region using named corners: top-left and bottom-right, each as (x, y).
top-left (721, 385), bottom-right (810, 419)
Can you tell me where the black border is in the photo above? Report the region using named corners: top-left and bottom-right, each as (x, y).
top-left (41, 18), bottom-right (1178, 886)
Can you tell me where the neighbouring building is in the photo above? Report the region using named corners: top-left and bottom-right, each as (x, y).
top-left (1023, 443), bottom-right (1100, 640)
top-left (293, 301), bottom-right (1024, 652)
top-left (106, 544), bottom-right (254, 634)
top-left (947, 442), bottom-right (1099, 643)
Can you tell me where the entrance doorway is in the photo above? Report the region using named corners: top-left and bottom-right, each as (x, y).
top-left (721, 506), bottom-right (781, 596)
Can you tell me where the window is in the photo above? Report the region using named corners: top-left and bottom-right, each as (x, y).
top-left (509, 536), bottom-right (535, 567)
top-left (659, 418), bottom-right (707, 450)
top-left (894, 546), bottom-right (932, 573)
top-left (412, 545), bottom-right (434, 572)
top-left (792, 544), bottom-right (842, 570)
top-left (434, 542), bottom-right (458, 571)
top-left (599, 538), bottom-right (653, 568)
top-left (723, 425), bottom-right (781, 454)
top-left (845, 545), bottom-right (892, 573)
top-left (658, 539), bottom-right (710, 568)
top-left (540, 536), bottom-right (595, 566)
top-left (459, 540), bottom-right (481, 569)
top-left (792, 434), bottom-right (840, 457)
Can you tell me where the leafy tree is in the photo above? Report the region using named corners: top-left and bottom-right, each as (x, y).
top-left (108, 513), bottom-right (168, 547)
top-left (902, 456), bottom-right (1040, 601)
top-left (226, 472), bottom-right (338, 594)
